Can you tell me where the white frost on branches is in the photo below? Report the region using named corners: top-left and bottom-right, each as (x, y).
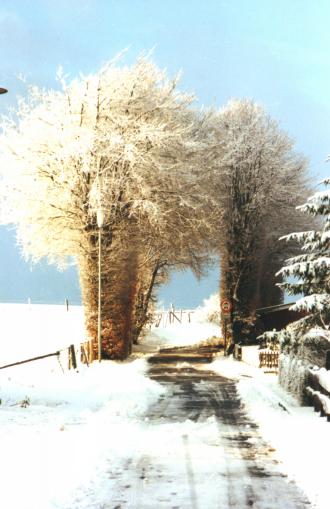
top-left (0, 56), bottom-right (211, 267)
top-left (208, 99), bottom-right (308, 317)
top-left (194, 293), bottom-right (221, 325)
top-left (0, 55), bottom-right (218, 357)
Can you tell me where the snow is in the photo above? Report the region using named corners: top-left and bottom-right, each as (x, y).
top-left (306, 386), bottom-right (330, 414)
top-left (0, 303), bottom-right (167, 509)
top-left (0, 302), bottom-right (329, 508)
top-left (193, 292), bottom-right (220, 324)
top-left (146, 320), bottom-right (220, 349)
top-left (0, 362), bottom-right (167, 509)
top-left (143, 301), bottom-right (221, 350)
top-left (291, 293), bottom-right (330, 313)
top-left (0, 303), bottom-right (85, 363)
top-left (239, 344), bottom-right (260, 368)
top-left (209, 353), bottom-right (330, 509)
top-left (317, 367), bottom-right (330, 392)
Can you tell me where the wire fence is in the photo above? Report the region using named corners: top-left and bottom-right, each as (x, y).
top-left (0, 298), bottom-right (82, 307)
top-left (152, 308), bottom-right (195, 327)
top-left (0, 343), bottom-right (81, 372)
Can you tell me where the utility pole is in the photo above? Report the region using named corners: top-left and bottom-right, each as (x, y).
top-left (97, 208), bottom-right (104, 362)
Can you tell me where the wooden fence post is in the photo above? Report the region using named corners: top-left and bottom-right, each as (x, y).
top-left (89, 339), bottom-right (94, 363)
top-left (68, 344), bottom-right (77, 370)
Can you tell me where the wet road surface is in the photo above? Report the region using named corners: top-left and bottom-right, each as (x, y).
top-left (107, 347), bottom-right (311, 509)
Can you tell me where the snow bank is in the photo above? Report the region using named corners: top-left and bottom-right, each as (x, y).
top-left (0, 303), bottom-right (165, 415)
top-left (306, 386), bottom-right (330, 415)
top-left (209, 355), bottom-right (330, 509)
top-left (239, 370), bottom-right (330, 509)
top-left (146, 321), bottom-right (221, 349)
top-left (240, 344), bottom-right (260, 367)
top-left (4, 301), bottom-right (330, 508)
top-left (0, 352), bottom-right (166, 509)
top-left (0, 358), bottom-right (165, 416)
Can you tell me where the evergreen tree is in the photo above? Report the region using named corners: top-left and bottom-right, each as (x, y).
top-left (278, 178), bottom-right (330, 331)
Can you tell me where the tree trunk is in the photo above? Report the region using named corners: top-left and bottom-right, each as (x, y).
top-left (78, 231), bottom-right (139, 360)
top-left (220, 240), bottom-right (261, 340)
top-left (131, 261), bottom-right (161, 344)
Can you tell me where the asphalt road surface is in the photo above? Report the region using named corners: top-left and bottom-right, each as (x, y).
top-left (107, 347), bottom-right (311, 509)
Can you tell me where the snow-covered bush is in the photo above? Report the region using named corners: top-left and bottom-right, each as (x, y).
top-left (274, 177), bottom-right (330, 398)
top-left (300, 329), bottom-right (330, 366)
top-left (278, 353), bottom-right (309, 402)
top-left (194, 293), bottom-right (221, 325)
top-left (258, 329), bottom-right (280, 350)
top-left (278, 327), bottom-right (330, 401)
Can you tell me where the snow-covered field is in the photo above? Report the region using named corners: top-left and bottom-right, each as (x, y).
top-left (0, 305), bottom-right (168, 508)
top-left (0, 303), bottom-right (329, 508)
top-left (0, 303), bottom-right (85, 363)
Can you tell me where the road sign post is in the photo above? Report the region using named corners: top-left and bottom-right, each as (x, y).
top-left (224, 317), bottom-right (228, 355)
top-left (221, 299), bottom-right (232, 355)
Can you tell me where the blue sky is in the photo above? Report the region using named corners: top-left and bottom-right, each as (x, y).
top-left (0, 0), bottom-right (329, 307)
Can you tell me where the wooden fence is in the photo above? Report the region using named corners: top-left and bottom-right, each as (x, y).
top-left (80, 340), bottom-right (94, 364)
top-left (259, 350), bottom-right (279, 370)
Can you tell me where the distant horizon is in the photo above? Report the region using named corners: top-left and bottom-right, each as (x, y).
top-left (0, 225), bottom-right (219, 308)
top-left (0, 299), bottom-right (205, 311)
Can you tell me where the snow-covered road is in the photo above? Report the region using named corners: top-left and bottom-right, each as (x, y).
top-left (0, 307), bottom-right (326, 508)
top-left (97, 349), bottom-right (309, 509)
top-left (1, 350), bottom-right (311, 509)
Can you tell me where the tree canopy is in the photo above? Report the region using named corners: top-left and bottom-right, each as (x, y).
top-left (208, 100), bottom-right (309, 336)
top-left (0, 58), bottom-right (312, 357)
top-left (0, 56), bottom-right (215, 358)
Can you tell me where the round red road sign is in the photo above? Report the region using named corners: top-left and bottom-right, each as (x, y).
top-left (221, 299), bottom-right (232, 313)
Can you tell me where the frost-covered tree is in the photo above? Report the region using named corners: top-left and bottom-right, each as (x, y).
top-left (126, 214), bottom-right (213, 347)
top-left (278, 178), bottom-right (330, 331)
top-left (209, 100), bottom-right (308, 332)
top-left (0, 56), bottom-right (213, 359)
top-left (194, 293), bottom-right (221, 325)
